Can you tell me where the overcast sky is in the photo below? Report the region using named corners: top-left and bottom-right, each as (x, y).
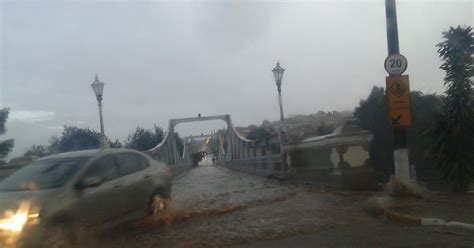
top-left (1, 0), bottom-right (472, 158)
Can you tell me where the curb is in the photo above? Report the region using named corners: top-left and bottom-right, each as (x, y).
top-left (421, 218), bottom-right (474, 231)
top-left (383, 210), bottom-right (421, 225)
top-left (383, 209), bottom-right (474, 232)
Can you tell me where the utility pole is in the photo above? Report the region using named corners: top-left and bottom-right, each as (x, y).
top-left (385, 0), bottom-right (399, 55)
top-left (385, 0), bottom-right (413, 184)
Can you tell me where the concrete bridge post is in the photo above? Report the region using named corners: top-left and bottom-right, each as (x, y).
top-left (244, 142), bottom-right (248, 159)
top-left (226, 130), bottom-right (233, 161)
top-left (233, 134), bottom-right (237, 159)
top-left (232, 136), bottom-right (236, 159)
top-left (279, 127), bottom-right (289, 178)
top-left (168, 121), bottom-right (176, 165)
top-left (237, 139), bottom-right (241, 159)
top-left (172, 135), bottom-right (179, 165)
top-left (169, 141), bottom-right (174, 165)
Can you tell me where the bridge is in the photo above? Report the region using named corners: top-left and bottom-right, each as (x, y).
top-left (146, 114), bottom-right (375, 190)
top-left (94, 115), bottom-right (455, 247)
top-left (3, 115), bottom-right (457, 247)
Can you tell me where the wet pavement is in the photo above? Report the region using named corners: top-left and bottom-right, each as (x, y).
top-left (96, 164), bottom-right (371, 247)
top-left (2, 160), bottom-right (471, 247)
top-left (237, 222), bottom-right (474, 248)
top-left (92, 164), bottom-right (472, 247)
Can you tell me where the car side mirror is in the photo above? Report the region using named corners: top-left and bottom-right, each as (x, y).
top-left (76, 177), bottom-right (103, 190)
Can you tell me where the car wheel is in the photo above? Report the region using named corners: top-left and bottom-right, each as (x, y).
top-left (149, 191), bottom-right (170, 217)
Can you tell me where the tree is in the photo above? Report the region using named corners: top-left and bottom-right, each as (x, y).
top-left (246, 121), bottom-right (276, 140)
top-left (355, 87), bottom-right (444, 183)
top-left (427, 26), bottom-right (474, 192)
top-left (0, 108), bottom-right (14, 163)
top-left (108, 139), bottom-right (123, 148)
top-left (26, 129), bottom-right (122, 157)
top-left (355, 86), bottom-right (394, 181)
top-left (24, 145), bottom-right (50, 157)
top-left (125, 125), bottom-right (164, 151)
top-left (49, 126), bottom-right (102, 153)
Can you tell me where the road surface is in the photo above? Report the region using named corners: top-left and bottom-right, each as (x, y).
top-left (90, 164), bottom-right (473, 247)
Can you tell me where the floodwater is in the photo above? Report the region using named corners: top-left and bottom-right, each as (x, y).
top-left (97, 163), bottom-right (370, 247)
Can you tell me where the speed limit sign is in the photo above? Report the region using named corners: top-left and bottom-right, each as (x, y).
top-left (384, 54), bottom-right (408, 75)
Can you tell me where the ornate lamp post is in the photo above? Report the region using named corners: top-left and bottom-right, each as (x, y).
top-left (91, 74), bottom-right (106, 146)
top-left (272, 61), bottom-right (289, 177)
top-left (272, 61), bottom-right (285, 122)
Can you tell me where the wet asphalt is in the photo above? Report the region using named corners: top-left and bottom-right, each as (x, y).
top-left (93, 164), bottom-right (474, 247)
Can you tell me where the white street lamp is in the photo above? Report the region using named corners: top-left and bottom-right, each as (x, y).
top-left (272, 61), bottom-right (289, 178)
top-left (91, 74), bottom-right (106, 147)
top-left (272, 61), bottom-right (285, 121)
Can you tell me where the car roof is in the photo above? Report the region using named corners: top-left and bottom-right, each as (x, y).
top-left (41, 148), bottom-right (144, 160)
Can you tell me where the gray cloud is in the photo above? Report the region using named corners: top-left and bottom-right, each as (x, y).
top-left (1, 0), bottom-right (472, 158)
top-left (9, 110), bottom-right (55, 123)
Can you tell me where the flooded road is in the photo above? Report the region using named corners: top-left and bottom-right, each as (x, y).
top-left (98, 164), bottom-right (372, 247)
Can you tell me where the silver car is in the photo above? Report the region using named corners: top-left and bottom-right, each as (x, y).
top-left (0, 149), bottom-right (172, 247)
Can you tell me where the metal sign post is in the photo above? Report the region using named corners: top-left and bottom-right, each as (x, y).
top-left (385, 0), bottom-right (413, 184)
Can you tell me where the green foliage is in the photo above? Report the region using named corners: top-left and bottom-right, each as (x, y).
top-left (125, 125), bottom-right (164, 151)
top-left (355, 86), bottom-right (394, 181)
top-left (26, 129), bottom-right (121, 156)
top-left (0, 139), bottom-right (14, 160)
top-left (49, 126), bottom-right (102, 153)
top-left (427, 26), bottom-right (474, 192)
top-left (246, 124), bottom-right (275, 140)
top-left (0, 108), bottom-right (14, 162)
top-left (24, 145), bottom-right (50, 157)
top-left (0, 109), bottom-right (9, 135)
top-left (409, 92), bottom-right (444, 169)
top-left (108, 139), bottom-right (123, 148)
top-left (355, 87), bottom-right (444, 183)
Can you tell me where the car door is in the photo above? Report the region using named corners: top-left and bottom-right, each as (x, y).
top-left (73, 154), bottom-right (124, 226)
top-left (115, 152), bottom-right (154, 216)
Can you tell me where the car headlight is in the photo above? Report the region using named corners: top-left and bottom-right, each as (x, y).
top-left (0, 202), bottom-right (40, 232)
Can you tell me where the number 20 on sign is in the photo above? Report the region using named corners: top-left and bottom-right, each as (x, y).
top-left (386, 75), bottom-right (412, 127)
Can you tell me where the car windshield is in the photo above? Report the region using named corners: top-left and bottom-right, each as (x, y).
top-left (1, 0), bottom-right (473, 247)
top-left (0, 157), bottom-right (88, 191)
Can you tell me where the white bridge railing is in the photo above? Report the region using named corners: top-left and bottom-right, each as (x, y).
top-left (144, 115), bottom-right (374, 189)
top-left (144, 114), bottom-right (285, 177)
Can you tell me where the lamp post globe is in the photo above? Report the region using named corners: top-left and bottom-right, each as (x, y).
top-left (91, 74), bottom-right (105, 102)
top-left (272, 61), bottom-right (285, 89)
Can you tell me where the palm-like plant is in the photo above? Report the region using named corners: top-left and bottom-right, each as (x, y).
top-left (429, 26), bottom-right (474, 192)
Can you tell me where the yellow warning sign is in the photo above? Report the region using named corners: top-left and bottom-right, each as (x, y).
top-left (386, 75), bottom-right (412, 127)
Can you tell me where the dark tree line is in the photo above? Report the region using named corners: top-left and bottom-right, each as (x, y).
top-left (24, 125), bottom-right (184, 158)
top-left (355, 87), bottom-right (444, 182)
